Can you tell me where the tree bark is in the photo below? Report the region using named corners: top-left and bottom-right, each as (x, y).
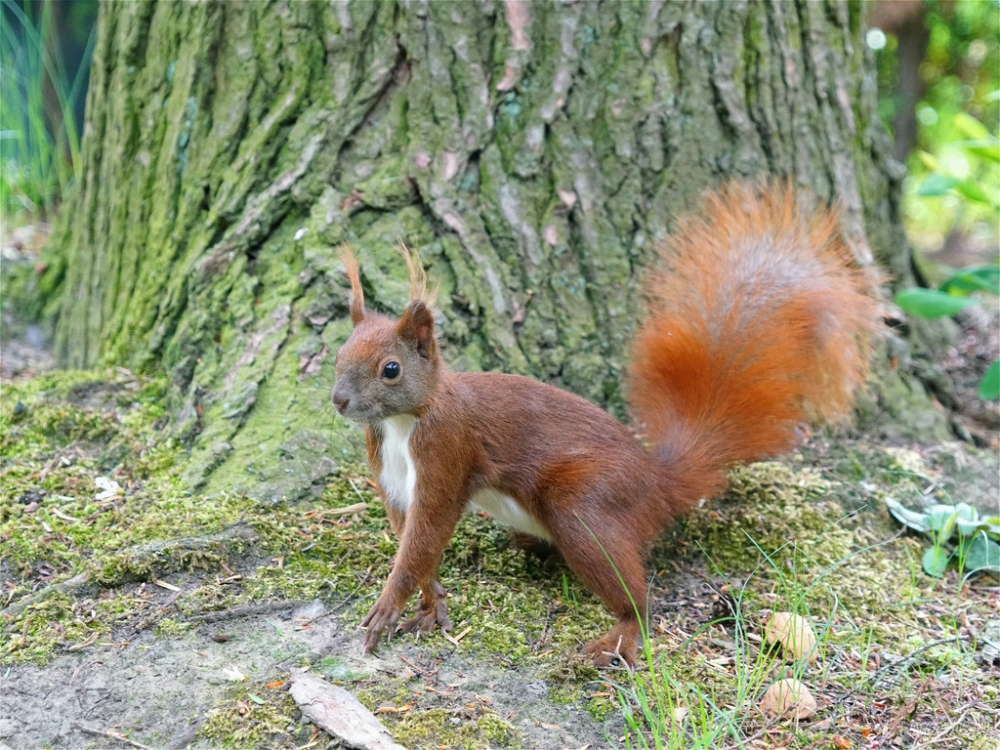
top-left (41, 0), bottom-right (937, 502)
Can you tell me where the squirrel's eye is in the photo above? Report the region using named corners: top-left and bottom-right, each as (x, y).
top-left (382, 361), bottom-right (401, 380)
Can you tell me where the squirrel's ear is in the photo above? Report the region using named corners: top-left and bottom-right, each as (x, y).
top-left (340, 245), bottom-right (365, 326)
top-left (397, 300), bottom-right (436, 359)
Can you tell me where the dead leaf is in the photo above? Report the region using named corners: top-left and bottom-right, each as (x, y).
top-left (759, 678), bottom-right (818, 720)
top-left (764, 612), bottom-right (818, 662)
top-left (222, 666), bottom-right (247, 682)
top-left (535, 719), bottom-right (562, 730)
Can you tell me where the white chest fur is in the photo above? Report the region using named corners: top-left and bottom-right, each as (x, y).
top-left (378, 415), bottom-right (417, 512)
top-left (377, 416), bottom-right (550, 541)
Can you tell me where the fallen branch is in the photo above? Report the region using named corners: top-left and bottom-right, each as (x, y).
top-left (2, 573), bottom-right (89, 618)
top-left (186, 600), bottom-right (300, 624)
top-left (870, 635), bottom-right (970, 686)
top-left (73, 723), bottom-right (155, 750)
top-left (288, 668), bottom-right (407, 750)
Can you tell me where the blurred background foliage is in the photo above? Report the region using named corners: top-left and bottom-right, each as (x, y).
top-left (872, 0), bottom-right (999, 265)
top-left (869, 0), bottom-right (999, 409)
top-left (1, 0), bottom-right (97, 226)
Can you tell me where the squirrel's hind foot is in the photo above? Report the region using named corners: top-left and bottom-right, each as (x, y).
top-left (582, 621), bottom-right (640, 668)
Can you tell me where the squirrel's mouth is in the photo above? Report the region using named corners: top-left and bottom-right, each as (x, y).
top-left (338, 403), bottom-right (380, 425)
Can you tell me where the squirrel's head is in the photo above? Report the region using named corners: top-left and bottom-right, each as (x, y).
top-left (331, 246), bottom-right (440, 424)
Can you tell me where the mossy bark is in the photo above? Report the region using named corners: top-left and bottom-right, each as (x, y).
top-left (42, 0), bottom-right (941, 502)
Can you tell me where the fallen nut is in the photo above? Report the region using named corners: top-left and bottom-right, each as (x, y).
top-left (765, 611), bottom-right (818, 662)
top-left (759, 678), bottom-right (818, 720)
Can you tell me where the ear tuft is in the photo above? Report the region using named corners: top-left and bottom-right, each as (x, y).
top-left (398, 242), bottom-right (438, 307)
top-left (340, 245), bottom-right (365, 325)
top-left (398, 300), bottom-right (437, 359)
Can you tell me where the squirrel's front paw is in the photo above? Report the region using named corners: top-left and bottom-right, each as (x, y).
top-left (399, 583), bottom-right (451, 637)
top-left (360, 599), bottom-right (403, 653)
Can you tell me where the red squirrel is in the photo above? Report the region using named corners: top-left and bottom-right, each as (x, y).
top-left (331, 183), bottom-right (877, 667)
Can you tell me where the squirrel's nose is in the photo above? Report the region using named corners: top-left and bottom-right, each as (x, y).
top-left (332, 392), bottom-right (350, 413)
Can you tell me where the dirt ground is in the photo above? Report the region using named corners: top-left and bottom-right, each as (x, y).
top-left (2, 596), bottom-right (614, 749)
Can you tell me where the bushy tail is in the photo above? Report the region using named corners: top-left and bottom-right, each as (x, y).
top-left (628, 183), bottom-right (878, 513)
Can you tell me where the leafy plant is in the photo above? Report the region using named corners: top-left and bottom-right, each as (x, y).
top-left (893, 112), bottom-right (1000, 400)
top-left (0, 0), bottom-right (95, 224)
top-left (885, 497), bottom-right (1000, 579)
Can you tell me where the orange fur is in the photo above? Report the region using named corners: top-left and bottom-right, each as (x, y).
top-left (629, 183), bottom-right (876, 512)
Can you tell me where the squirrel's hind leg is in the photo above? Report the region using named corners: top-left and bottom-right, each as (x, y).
top-left (548, 516), bottom-right (647, 668)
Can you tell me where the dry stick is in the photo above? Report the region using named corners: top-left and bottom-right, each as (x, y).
top-left (73, 723), bottom-right (155, 750)
top-left (186, 600), bottom-right (300, 624)
top-left (2, 573), bottom-right (89, 618)
top-left (304, 572), bottom-right (374, 628)
top-left (921, 702), bottom-right (977, 747)
top-left (870, 635), bottom-right (970, 687)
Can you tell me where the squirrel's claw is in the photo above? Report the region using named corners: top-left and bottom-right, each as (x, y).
top-left (398, 596), bottom-right (451, 637)
top-left (360, 600), bottom-right (403, 653)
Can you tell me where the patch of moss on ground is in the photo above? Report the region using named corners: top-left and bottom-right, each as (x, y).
top-left (357, 674), bottom-right (522, 749)
top-left (680, 461), bottom-right (857, 573)
top-left (394, 707), bottom-right (521, 749)
top-left (5, 590), bottom-right (140, 664)
top-left (199, 684), bottom-right (304, 749)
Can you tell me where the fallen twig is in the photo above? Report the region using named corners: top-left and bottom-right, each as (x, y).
top-left (186, 600), bottom-right (299, 624)
top-left (2, 573), bottom-right (89, 618)
top-left (73, 723), bottom-right (155, 750)
top-left (870, 635), bottom-right (970, 686)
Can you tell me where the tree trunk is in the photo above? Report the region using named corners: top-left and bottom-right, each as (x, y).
top-left (41, 0), bottom-right (936, 502)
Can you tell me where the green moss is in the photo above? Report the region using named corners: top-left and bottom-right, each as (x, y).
top-left (358, 675), bottom-right (523, 748)
top-left (392, 707), bottom-right (521, 749)
top-left (199, 686), bottom-right (302, 749)
top-left (155, 617), bottom-right (194, 637)
top-left (681, 461), bottom-right (856, 573)
top-left (4, 590), bottom-right (141, 664)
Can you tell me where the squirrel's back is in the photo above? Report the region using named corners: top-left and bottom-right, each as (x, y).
top-left (628, 183), bottom-right (878, 514)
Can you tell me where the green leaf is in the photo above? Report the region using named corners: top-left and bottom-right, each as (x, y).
top-left (979, 360), bottom-right (1000, 401)
top-left (922, 546), bottom-right (950, 578)
top-left (939, 266), bottom-right (1000, 296)
top-left (963, 535), bottom-right (1000, 573)
top-left (916, 173), bottom-right (960, 197)
top-left (928, 505), bottom-right (960, 540)
top-left (980, 517), bottom-right (1000, 540)
top-left (958, 139), bottom-right (1000, 163)
top-left (884, 497), bottom-right (930, 532)
top-left (894, 288), bottom-right (977, 318)
top-left (953, 112), bottom-right (992, 141)
top-left (247, 693), bottom-right (266, 705)
top-left (956, 518), bottom-right (988, 537)
top-left (954, 178), bottom-right (995, 208)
